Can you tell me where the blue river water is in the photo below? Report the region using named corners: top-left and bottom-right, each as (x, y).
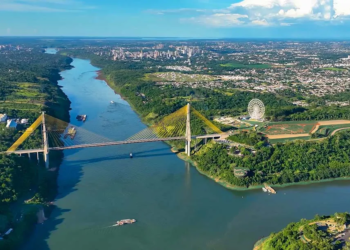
top-left (23, 49), bottom-right (350, 250)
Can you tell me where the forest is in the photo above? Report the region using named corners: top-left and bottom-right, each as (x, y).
top-left (228, 131), bottom-right (266, 146)
top-left (257, 212), bottom-right (350, 250)
top-left (0, 46), bottom-right (71, 249)
top-left (194, 130), bottom-right (350, 188)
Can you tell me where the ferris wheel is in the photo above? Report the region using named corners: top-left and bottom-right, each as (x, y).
top-left (248, 99), bottom-right (265, 120)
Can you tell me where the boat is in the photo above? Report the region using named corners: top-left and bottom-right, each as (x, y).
top-left (262, 187), bottom-right (267, 192)
top-left (113, 219), bottom-right (136, 226)
top-left (110, 101), bottom-right (115, 104)
top-left (130, 153), bottom-right (133, 158)
top-left (264, 183), bottom-right (276, 194)
top-left (64, 126), bottom-right (77, 139)
top-left (76, 115), bottom-right (87, 122)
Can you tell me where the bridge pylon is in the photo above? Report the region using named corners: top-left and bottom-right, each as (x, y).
top-left (42, 112), bottom-right (49, 168)
top-left (185, 103), bottom-right (191, 156)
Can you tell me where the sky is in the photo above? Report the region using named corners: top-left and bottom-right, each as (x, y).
top-left (0, 0), bottom-right (350, 38)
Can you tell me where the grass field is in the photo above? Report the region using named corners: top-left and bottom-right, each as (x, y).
top-left (315, 124), bottom-right (350, 136)
top-left (323, 67), bottom-right (347, 72)
top-left (0, 82), bottom-right (47, 112)
top-left (220, 63), bottom-right (271, 69)
top-left (259, 121), bottom-right (317, 135)
top-left (257, 120), bottom-right (350, 144)
top-left (269, 136), bottom-right (311, 144)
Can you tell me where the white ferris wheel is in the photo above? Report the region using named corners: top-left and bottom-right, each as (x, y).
top-left (248, 99), bottom-right (265, 120)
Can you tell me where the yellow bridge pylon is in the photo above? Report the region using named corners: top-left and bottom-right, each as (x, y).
top-left (7, 115), bottom-right (43, 152)
top-left (5, 104), bottom-right (223, 163)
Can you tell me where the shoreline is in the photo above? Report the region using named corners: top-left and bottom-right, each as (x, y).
top-left (92, 63), bottom-right (350, 193)
top-left (95, 70), bottom-right (106, 81)
top-left (174, 150), bottom-right (350, 192)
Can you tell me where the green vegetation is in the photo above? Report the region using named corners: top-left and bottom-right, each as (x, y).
top-left (0, 47), bottom-right (71, 249)
top-left (323, 67), bottom-right (347, 72)
top-left (144, 72), bottom-right (217, 82)
top-left (228, 131), bottom-right (266, 147)
top-left (255, 212), bottom-right (350, 250)
top-left (194, 130), bottom-right (350, 188)
top-left (314, 125), bottom-right (350, 138)
top-left (220, 63), bottom-right (271, 69)
top-left (268, 136), bottom-right (311, 144)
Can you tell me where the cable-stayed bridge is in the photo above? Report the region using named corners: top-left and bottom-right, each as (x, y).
top-left (3, 104), bottom-right (227, 168)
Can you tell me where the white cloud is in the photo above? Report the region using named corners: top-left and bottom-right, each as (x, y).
top-left (184, 13), bottom-right (248, 27)
top-left (333, 0), bottom-right (350, 17)
top-left (150, 0), bottom-right (350, 27)
top-left (251, 19), bottom-right (269, 26)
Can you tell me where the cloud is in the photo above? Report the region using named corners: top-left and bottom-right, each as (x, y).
top-left (251, 19), bottom-right (269, 26)
top-left (184, 13), bottom-right (248, 27)
top-left (333, 0), bottom-right (350, 17)
top-left (0, 0), bottom-right (94, 12)
top-left (150, 0), bottom-right (350, 27)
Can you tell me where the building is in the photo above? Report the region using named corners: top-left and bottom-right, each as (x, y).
top-left (20, 119), bottom-right (29, 124)
top-left (240, 115), bottom-right (250, 120)
top-left (234, 168), bottom-right (249, 178)
top-left (6, 119), bottom-right (17, 129)
top-left (0, 114), bottom-right (7, 122)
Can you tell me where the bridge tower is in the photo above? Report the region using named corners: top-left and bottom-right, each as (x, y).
top-left (185, 103), bottom-right (191, 156)
top-left (42, 112), bottom-right (49, 168)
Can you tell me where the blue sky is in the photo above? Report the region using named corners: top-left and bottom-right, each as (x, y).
top-left (0, 0), bottom-right (350, 38)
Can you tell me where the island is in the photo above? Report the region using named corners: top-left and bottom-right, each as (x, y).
top-left (254, 212), bottom-right (350, 250)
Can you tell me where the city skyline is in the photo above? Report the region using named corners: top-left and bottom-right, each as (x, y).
top-left (0, 0), bottom-right (350, 38)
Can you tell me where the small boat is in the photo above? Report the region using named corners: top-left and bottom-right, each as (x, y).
top-left (130, 153), bottom-right (133, 158)
top-left (76, 115), bottom-right (87, 122)
top-left (264, 183), bottom-right (276, 194)
top-left (113, 219), bottom-right (136, 227)
top-left (110, 101), bottom-right (115, 104)
top-left (262, 187), bottom-right (267, 192)
top-left (64, 126), bottom-right (77, 139)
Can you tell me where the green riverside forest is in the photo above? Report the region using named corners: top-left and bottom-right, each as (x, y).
top-left (255, 212), bottom-right (350, 250)
top-left (194, 131), bottom-right (350, 188)
top-left (0, 46), bottom-right (71, 249)
top-left (59, 49), bottom-right (350, 189)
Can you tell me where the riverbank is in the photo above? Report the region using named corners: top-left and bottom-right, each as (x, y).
top-left (253, 212), bottom-right (350, 250)
top-left (94, 68), bottom-right (350, 193)
top-left (0, 49), bottom-right (72, 250)
top-left (253, 237), bottom-right (270, 250)
top-left (95, 70), bottom-right (106, 81)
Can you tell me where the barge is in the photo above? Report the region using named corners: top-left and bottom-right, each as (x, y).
top-left (113, 219), bottom-right (136, 226)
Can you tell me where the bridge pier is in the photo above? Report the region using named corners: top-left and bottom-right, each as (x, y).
top-left (185, 103), bottom-right (191, 156)
top-left (42, 112), bottom-right (50, 169)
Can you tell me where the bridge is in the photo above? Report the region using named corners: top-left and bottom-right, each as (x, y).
top-left (3, 104), bottom-right (226, 168)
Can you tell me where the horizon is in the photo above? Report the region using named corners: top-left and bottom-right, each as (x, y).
top-left (1, 36), bottom-right (350, 41)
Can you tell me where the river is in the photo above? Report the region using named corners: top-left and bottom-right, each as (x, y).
top-left (24, 49), bottom-right (350, 250)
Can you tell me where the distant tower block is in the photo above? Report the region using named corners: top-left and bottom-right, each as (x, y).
top-left (248, 99), bottom-right (265, 120)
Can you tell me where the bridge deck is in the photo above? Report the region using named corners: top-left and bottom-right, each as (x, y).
top-left (2, 134), bottom-right (226, 154)
top-left (4, 149), bottom-right (45, 155)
